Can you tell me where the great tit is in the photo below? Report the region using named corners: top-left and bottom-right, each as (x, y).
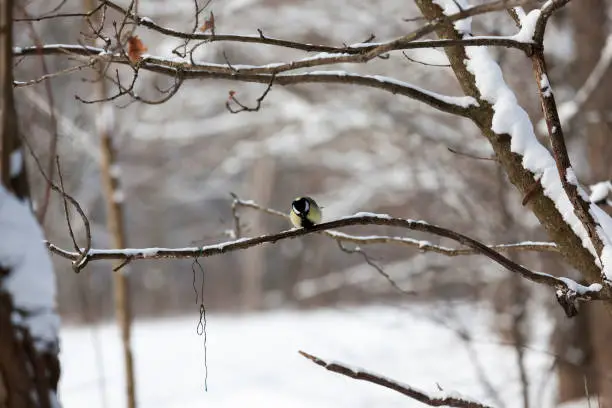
top-left (290, 196), bottom-right (322, 228)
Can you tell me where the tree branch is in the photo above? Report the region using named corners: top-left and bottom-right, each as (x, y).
top-left (413, 0), bottom-right (611, 296)
top-left (298, 350), bottom-right (493, 408)
top-left (45, 212), bottom-right (607, 315)
top-left (231, 195), bottom-right (559, 256)
top-left (530, 0), bottom-right (607, 265)
top-left (100, 0), bottom-right (534, 54)
top-left (13, 45), bottom-right (477, 116)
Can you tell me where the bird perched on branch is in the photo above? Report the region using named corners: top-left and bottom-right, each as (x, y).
top-left (290, 196), bottom-right (322, 228)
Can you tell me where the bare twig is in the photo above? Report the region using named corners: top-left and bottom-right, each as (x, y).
top-left (226, 75), bottom-right (275, 114)
top-left (14, 62), bottom-right (95, 88)
top-left (14, 2), bottom-right (104, 22)
top-left (56, 157), bottom-right (91, 271)
top-left (298, 350), bottom-right (493, 408)
top-left (22, 136), bottom-right (92, 272)
top-left (335, 240), bottom-right (416, 297)
top-left (447, 147), bottom-right (498, 161)
top-left (402, 51), bottom-right (451, 67)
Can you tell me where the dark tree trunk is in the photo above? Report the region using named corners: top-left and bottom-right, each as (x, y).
top-left (0, 1), bottom-right (61, 406)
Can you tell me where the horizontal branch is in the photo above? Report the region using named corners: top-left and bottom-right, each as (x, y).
top-left (326, 230), bottom-right (558, 255)
top-left (12, 45), bottom-right (476, 116)
top-left (299, 351), bottom-right (493, 408)
top-left (232, 197), bottom-right (559, 255)
top-left (101, 0), bottom-right (532, 54)
top-left (46, 213), bottom-right (607, 315)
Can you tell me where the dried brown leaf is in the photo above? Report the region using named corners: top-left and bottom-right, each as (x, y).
top-left (127, 35), bottom-right (147, 62)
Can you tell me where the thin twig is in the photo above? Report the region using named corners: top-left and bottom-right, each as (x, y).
top-left (21, 136), bottom-right (92, 272)
top-left (226, 75), bottom-right (275, 113)
top-left (335, 240), bottom-right (416, 297)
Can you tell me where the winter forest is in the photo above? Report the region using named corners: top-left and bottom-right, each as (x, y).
top-left (1, 0), bottom-right (612, 406)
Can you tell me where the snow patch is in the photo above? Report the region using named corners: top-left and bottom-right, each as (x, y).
top-left (511, 9), bottom-right (541, 43)
top-left (352, 212), bottom-right (392, 219)
top-left (589, 181), bottom-right (612, 203)
top-left (0, 185), bottom-right (59, 350)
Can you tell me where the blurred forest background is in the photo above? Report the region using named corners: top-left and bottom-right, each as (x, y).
top-left (10, 0), bottom-right (612, 406)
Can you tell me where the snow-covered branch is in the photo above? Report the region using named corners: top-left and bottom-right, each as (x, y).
top-left (416, 0), bottom-right (612, 293)
top-left (299, 350), bottom-right (493, 408)
top-left (46, 211), bottom-right (606, 316)
top-left (232, 196), bottom-right (559, 256)
top-left (13, 44), bottom-right (477, 116)
top-left (529, 2), bottom-right (612, 279)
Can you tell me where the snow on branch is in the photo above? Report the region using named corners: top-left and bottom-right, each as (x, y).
top-left (590, 181), bottom-right (612, 206)
top-left (47, 209), bottom-right (605, 316)
top-left (12, 44), bottom-right (477, 116)
top-left (428, 0), bottom-right (612, 283)
top-left (231, 195), bottom-right (559, 256)
top-left (528, 0), bottom-right (612, 281)
top-left (299, 351), bottom-right (493, 408)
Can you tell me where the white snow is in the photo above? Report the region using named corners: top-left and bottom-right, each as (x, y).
top-left (539, 74), bottom-right (552, 97)
top-left (351, 211), bottom-right (392, 219)
top-left (10, 149), bottom-right (23, 177)
top-left (0, 185), bottom-right (59, 350)
top-left (589, 181), bottom-right (612, 203)
top-left (511, 9), bottom-right (541, 43)
top-left (433, 0), bottom-right (612, 280)
top-left (369, 75), bottom-right (478, 108)
top-left (557, 277), bottom-right (602, 295)
top-left (58, 304), bottom-right (555, 408)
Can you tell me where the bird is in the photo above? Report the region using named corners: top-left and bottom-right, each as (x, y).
top-left (290, 196), bottom-right (322, 228)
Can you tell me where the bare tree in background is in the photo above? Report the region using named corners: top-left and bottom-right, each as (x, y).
top-left (8, 0), bottom-right (612, 406)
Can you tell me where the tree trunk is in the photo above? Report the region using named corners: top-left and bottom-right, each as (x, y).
top-left (84, 1), bottom-right (137, 406)
top-left (0, 1), bottom-right (60, 406)
top-left (240, 157), bottom-right (276, 310)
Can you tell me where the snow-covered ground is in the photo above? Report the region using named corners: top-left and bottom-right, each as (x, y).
top-left (59, 303), bottom-right (557, 408)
